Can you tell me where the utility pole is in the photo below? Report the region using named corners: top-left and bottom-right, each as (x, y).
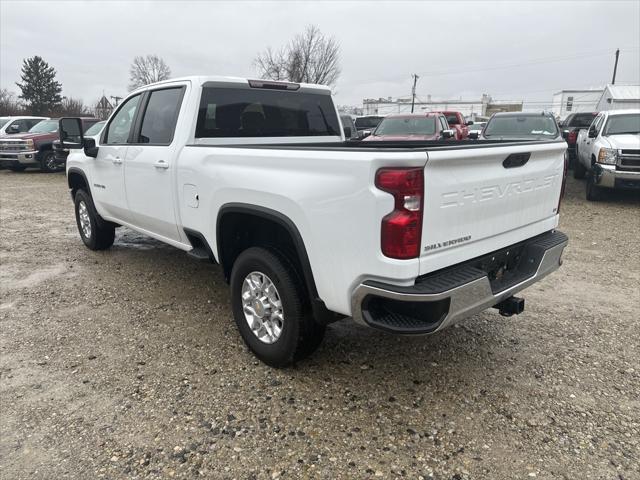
top-left (411, 74), bottom-right (419, 113)
top-left (111, 95), bottom-right (122, 106)
top-left (611, 48), bottom-right (620, 85)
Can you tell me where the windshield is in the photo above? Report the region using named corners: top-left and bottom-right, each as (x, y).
top-left (355, 117), bottom-right (382, 129)
top-left (603, 114), bottom-right (640, 136)
top-left (567, 113), bottom-right (597, 128)
top-left (28, 119), bottom-right (58, 133)
top-left (484, 115), bottom-right (558, 138)
top-left (84, 121), bottom-right (105, 136)
top-left (374, 117), bottom-right (436, 136)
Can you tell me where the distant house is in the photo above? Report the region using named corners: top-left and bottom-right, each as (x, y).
top-left (95, 95), bottom-right (114, 120)
top-left (595, 84), bottom-right (640, 111)
top-left (551, 89), bottom-right (603, 118)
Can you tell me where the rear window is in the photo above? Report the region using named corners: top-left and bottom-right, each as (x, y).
top-left (484, 115), bottom-right (558, 138)
top-left (355, 117), bottom-right (383, 129)
top-left (373, 117), bottom-right (436, 136)
top-left (567, 113), bottom-right (597, 128)
top-left (28, 119), bottom-right (58, 133)
top-left (445, 114), bottom-right (460, 125)
top-left (196, 87), bottom-right (340, 138)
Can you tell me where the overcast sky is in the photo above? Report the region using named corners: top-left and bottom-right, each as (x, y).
top-left (1, 0), bottom-right (639, 109)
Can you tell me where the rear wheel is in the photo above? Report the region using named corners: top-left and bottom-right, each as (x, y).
top-left (74, 189), bottom-right (115, 250)
top-left (40, 151), bottom-right (59, 173)
top-left (573, 161), bottom-right (587, 179)
top-left (230, 247), bottom-right (325, 367)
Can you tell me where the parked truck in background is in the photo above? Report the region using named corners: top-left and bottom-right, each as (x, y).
top-left (60, 75), bottom-right (568, 367)
top-left (0, 116), bottom-right (48, 136)
top-left (433, 111), bottom-right (470, 140)
top-left (0, 117), bottom-right (99, 172)
top-left (575, 109), bottom-right (640, 200)
top-left (559, 111), bottom-right (598, 171)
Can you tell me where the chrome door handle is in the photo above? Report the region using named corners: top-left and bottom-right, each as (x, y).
top-left (154, 160), bottom-right (169, 169)
top-left (112, 157), bottom-right (123, 165)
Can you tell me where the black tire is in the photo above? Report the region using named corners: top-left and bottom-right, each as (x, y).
top-left (573, 161), bottom-right (587, 179)
top-left (74, 189), bottom-right (115, 250)
top-left (230, 246), bottom-right (325, 367)
top-left (586, 173), bottom-right (604, 202)
top-left (7, 165), bottom-right (27, 172)
top-left (40, 151), bottom-right (59, 173)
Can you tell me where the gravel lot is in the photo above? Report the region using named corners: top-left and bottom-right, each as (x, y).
top-left (1, 169), bottom-right (638, 480)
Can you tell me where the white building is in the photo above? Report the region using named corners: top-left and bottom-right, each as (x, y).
top-left (595, 84), bottom-right (640, 111)
top-left (551, 89), bottom-right (603, 119)
top-left (362, 94), bottom-right (522, 120)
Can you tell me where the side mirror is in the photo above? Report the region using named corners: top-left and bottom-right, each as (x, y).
top-left (83, 137), bottom-right (98, 158)
top-left (442, 129), bottom-right (455, 139)
top-left (343, 126), bottom-right (352, 138)
top-left (8, 124), bottom-right (20, 134)
top-left (588, 126), bottom-right (597, 138)
top-left (562, 129), bottom-right (569, 139)
top-left (362, 129), bottom-right (371, 138)
top-left (465, 121), bottom-right (473, 126)
top-left (468, 131), bottom-right (479, 140)
top-left (59, 118), bottom-right (84, 149)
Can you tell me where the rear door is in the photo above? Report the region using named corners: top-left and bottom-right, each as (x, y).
top-left (419, 141), bottom-right (566, 274)
top-left (123, 85), bottom-right (186, 242)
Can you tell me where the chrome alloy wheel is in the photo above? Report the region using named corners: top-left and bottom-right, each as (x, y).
top-left (241, 271), bottom-right (284, 344)
top-left (78, 201), bottom-right (92, 239)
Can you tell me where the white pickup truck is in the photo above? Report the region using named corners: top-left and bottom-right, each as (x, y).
top-left (59, 76), bottom-right (569, 367)
top-left (575, 109), bottom-right (640, 200)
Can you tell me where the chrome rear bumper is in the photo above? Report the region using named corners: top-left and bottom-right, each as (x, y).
top-left (351, 231), bottom-right (568, 334)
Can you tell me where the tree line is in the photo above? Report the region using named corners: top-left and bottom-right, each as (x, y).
top-left (1, 25), bottom-right (342, 118)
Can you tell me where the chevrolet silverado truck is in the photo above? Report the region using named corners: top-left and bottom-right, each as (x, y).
top-left (0, 117), bottom-right (98, 172)
top-left (575, 109), bottom-right (640, 200)
top-left (59, 76), bottom-right (569, 367)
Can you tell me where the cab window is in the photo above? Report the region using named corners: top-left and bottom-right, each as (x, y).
top-left (104, 94), bottom-right (141, 144)
top-left (137, 87), bottom-right (184, 144)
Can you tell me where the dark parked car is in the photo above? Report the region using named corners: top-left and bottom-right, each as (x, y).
top-left (560, 112), bottom-right (598, 167)
top-left (340, 115), bottom-right (359, 140)
top-left (477, 112), bottom-right (562, 141)
top-left (354, 115), bottom-right (384, 137)
top-left (53, 120), bottom-right (106, 168)
top-left (361, 112), bottom-right (455, 142)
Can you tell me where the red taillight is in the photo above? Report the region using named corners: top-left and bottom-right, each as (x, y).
top-left (557, 153), bottom-right (568, 214)
top-left (567, 130), bottom-right (578, 144)
top-left (375, 167), bottom-right (424, 259)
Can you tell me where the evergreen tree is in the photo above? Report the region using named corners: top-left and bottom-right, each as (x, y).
top-left (16, 56), bottom-right (62, 115)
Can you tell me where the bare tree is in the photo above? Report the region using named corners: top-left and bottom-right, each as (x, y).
top-left (128, 54), bottom-right (171, 91)
top-left (254, 25), bottom-right (340, 87)
top-left (0, 88), bottom-right (24, 115)
top-left (55, 97), bottom-right (90, 116)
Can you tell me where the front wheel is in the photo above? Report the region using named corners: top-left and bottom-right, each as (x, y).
top-left (230, 247), bottom-right (325, 367)
top-left (586, 173), bottom-right (604, 201)
top-left (573, 161), bottom-right (587, 179)
top-left (40, 151), bottom-right (59, 173)
top-left (74, 189), bottom-right (115, 250)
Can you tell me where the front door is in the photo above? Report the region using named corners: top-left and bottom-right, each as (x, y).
top-left (123, 86), bottom-right (185, 242)
top-left (91, 93), bottom-right (143, 222)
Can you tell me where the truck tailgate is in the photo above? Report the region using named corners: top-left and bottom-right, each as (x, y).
top-left (419, 141), bottom-right (566, 275)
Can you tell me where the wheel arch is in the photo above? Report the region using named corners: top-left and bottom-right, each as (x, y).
top-left (216, 203), bottom-right (341, 325)
top-left (67, 167), bottom-right (90, 197)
